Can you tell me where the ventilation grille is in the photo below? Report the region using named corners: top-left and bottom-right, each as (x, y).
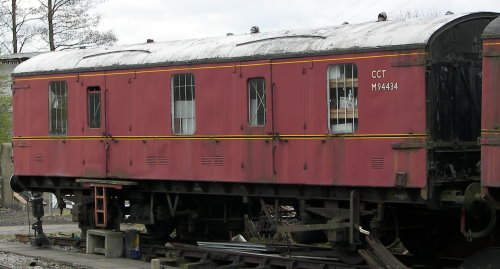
top-left (146, 156), bottom-right (155, 165)
top-left (201, 156), bottom-right (212, 166)
top-left (371, 158), bottom-right (385, 170)
top-left (146, 156), bottom-right (167, 166)
top-left (214, 156), bottom-right (224, 166)
top-left (34, 154), bottom-right (44, 163)
top-left (201, 156), bottom-right (224, 166)
top-left (157, 156), bottom-right (167, 165)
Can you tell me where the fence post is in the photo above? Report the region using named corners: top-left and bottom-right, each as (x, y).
top-left (1, 143), bottom-right (14, 207)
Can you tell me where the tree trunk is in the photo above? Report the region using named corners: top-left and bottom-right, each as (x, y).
top-left (11, 0), bottom-right (17, 53)
top-left (48, 0), bottom-right (55, 51)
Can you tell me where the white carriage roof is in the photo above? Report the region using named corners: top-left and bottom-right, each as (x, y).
top-left (12, 12), bottom-right (497, 76)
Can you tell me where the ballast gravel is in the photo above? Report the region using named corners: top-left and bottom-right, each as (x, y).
top-left (0, 205), bottom-right (72, 227)
top-left (0, 202), bottom-right (78, 269)
top-left (0, 250), bottom-right (77, 269)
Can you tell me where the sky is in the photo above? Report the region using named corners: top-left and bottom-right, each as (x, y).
top-left (96, 0), bottom-right (500, 46)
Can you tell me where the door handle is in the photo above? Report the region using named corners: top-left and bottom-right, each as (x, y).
top-left (103, 132), bottom-right (119, 143)
top-left (108, 134), bottom-right (119, 143)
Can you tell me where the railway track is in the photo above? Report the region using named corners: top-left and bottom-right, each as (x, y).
top-left (48, 234), bottom-right (368, 268)
top-left (44, 234), bottom-right (464, 269)
top-left (145, 242), bottom-right (367, 269)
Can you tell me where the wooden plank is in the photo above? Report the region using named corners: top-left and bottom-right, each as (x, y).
top-left (13, 192), bottom-right (27, 205)
top-left (330, 108), bottom-right (358, 119)
top-left (329, 78), bottom-right (358, 88)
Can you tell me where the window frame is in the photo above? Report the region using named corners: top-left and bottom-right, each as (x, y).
top-left (87, 86), bottom-right (102, 129)
top-left (248, 78), bottom-right (266, 127)
top-left (327, 63), bottom-right (358, 134)
top-left (48, 81), bottom-right (68, 135)
top-left (171, 73), bottom-right (196, 135)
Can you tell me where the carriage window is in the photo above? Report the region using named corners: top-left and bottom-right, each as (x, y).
top-left (248, 78), bottom-right (266, 126)
top-left (87, 86), bottom-right (101, 128)
top-left (328, 64), bottom-right (358, 133)
top-left (171, 73), bottom-right (195, 135)
top-left (48, 81), bottom-right (68, 135)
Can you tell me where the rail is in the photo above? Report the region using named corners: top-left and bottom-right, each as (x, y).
top-left (41, 234), bottom-right (465, 269)
top-left (147, 242), bottom-right (368, 269)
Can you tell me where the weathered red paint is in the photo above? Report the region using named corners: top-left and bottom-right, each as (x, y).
top-left (481, 38), bottom-right (500, 187)
top-left (12, 49), bottom-right (428, 187)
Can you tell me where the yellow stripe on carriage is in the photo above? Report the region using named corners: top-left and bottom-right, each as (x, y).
top-left (13, 52), bottom-right (427, 82)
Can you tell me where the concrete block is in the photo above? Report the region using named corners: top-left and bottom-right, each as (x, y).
top-left (151, 258), bottom-right (176, 269)
top-left (86, 229), bottom-right (123, 258)
top-left (150, 258), bottom-right (161, 269)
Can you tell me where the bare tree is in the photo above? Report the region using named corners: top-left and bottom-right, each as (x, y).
top-left (37, 0), bottom-right (117, 51)
top-left (0, 0), bottom-right (39, 53)
top-left (0, 67), bottom-right (12, 142)
top-left (394, 9), bottom-right (442, 20)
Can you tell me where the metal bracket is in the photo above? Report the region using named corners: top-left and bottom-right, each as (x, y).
top-left (480, 138), bottom-right (500, 146)
top-left (359, 235), bottom-right (410, 269)
top-left (349, 190), bottom-right (360, 244)
top-left (259, 198), bottom-right (277, 231)
top-left (391, 142), bottom-right (425, 150)
top-left (167, 193), bottom-right (179, 217)
top-left (277, 219), bottom-right (350, 233)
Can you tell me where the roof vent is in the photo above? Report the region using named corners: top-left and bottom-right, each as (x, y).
top-left (226, 33), bottom-right (234, 36)
top-left (445, 11), bottom-right (454, 15)
top-left (342, 22), bottom-right (349, 25)
top-left (250, 26), bottom-right (260, 34)
top-left (147, 39), bottom-right (154, 43)
top-left (377, 12), bottom-right (387, 22)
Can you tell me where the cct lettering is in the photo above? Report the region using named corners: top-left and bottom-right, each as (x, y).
top-left (371, 70), bottom-right (387, 79)
top-left (370, 69), bottom-right (399, 91)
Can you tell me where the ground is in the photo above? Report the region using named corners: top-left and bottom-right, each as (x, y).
top-left (0, 251), bottom-right (76, 269)
top-left (0, 202), bottom-right (78, 242)
top-left (0, 201), bottom-right (79, 268)
top-left (0, 205), bottom-right (73, 227)
top-left (0, 200), bottom-right (150, 269)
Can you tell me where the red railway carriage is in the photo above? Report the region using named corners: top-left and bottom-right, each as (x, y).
top-left (482, 17), bottom-right (500, 187)
top-left (10, 12), bottom-right (500, 264)
top-left (12, 51), bottom-right (428, 187)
